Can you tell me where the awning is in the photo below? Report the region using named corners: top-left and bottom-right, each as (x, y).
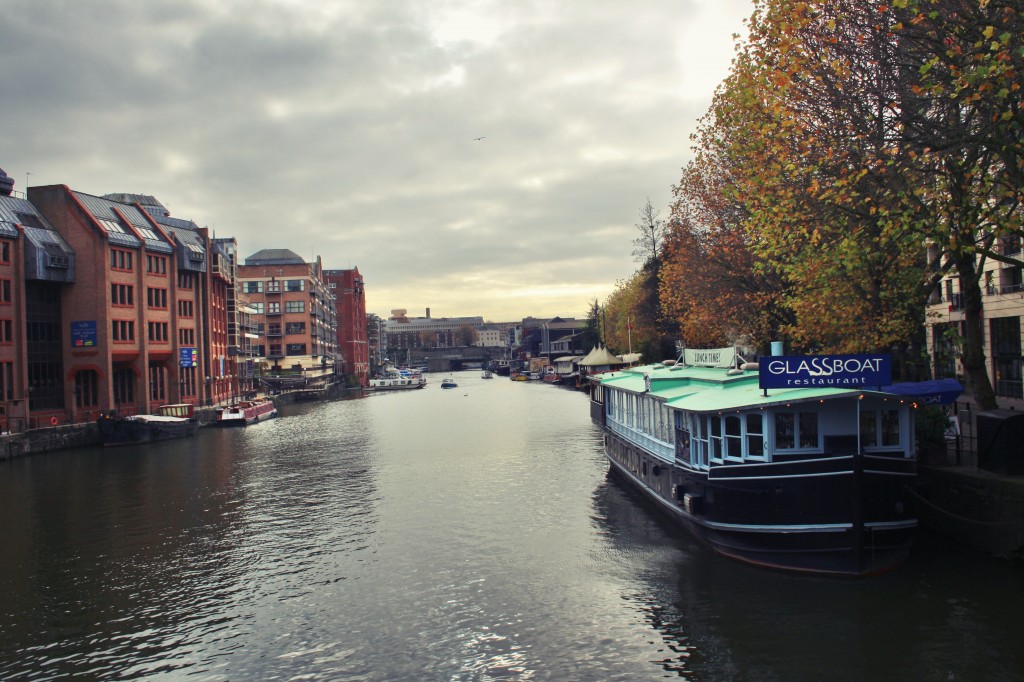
top-left (881, 379), bottom-right (964, 405)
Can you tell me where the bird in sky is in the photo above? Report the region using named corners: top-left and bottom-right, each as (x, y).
top-left (473, 136), bottom-right (486, 141)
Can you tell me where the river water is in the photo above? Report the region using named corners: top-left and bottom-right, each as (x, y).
top-left (2, 370), bottom-right (1022, 681)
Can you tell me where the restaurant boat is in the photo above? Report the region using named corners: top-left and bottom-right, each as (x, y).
top-left (589, 346), bottom-right (918, 576)
top-left (215, 397), bottom-right (278, 426)
top-left (97, 403), bottom-right (201, 446)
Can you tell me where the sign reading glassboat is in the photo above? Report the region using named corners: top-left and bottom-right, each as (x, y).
top-left (758, 354), bottom-right (892, 389)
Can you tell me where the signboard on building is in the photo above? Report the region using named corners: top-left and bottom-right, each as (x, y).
top-left (758, 354), bottom-right (892, 389)
top-left (70, 321), bottom-right (97, 348)
top-left (180, 347), bottom-right (198, 368)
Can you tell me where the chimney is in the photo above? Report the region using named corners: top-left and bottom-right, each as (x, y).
top-left (426, 307), bottom-right (431, 319)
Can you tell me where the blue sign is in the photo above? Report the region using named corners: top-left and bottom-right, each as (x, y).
top-left (71, 320), bottom-right (97, 348)
top-left (180, 347), bottom-right (198, 368)
top-left (759, 354), bottom-right (892, 389)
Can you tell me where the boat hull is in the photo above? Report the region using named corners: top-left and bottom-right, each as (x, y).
top-left (216, 399), bottom-right (278, 426)
top-left (97, 415), bottom-right (201, 446)
top-left (603, 431), bottom-right (916, 576)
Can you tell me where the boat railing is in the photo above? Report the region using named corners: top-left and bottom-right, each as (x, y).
top-left (607, 419), bottom-right (675, 461)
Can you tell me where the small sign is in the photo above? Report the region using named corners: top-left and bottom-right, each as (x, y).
top-left (180, 347), bottom-right (198, 368)
top-left (759, 354), bottom-right (892, 389)
top-left (71, 320), bottom-right (97, 348)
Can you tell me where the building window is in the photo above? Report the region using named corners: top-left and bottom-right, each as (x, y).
top-left (268, 302), bottom-right (281, 314)
top-left (861, 409), bottom-right (902, 449)
top-left (992, 316), bottom-right (1023, 399)
top-left (285, 279), bottom-right (305, 292)
top-left (110, 248), bottom-right (134, 271)
top-left (179, 328), bottom-right (195, 346)
top-left (178, 272), bottom-right (194, 289)
top-left (0, 361), bottom-right (12, 401)
top-left (180, 365), bottom-right (197, 397)
top-left (112, 320), bottom-right (135, 342)
top-left (0, 280), bottom-right (10, 304)
top-left (149, 365), bottom-right (166, 401)
top-left (286, 343), bottom-right (307, 355)
top-left (112, 367), bottom-right (135, 406)
top-left (245, 281), bottom-right (264, 294)
top-left (146, 287), bottom-right (168, 309)
top-left (75, 370), bottom-right (99, 408)
top-left (111, 284), bottom-right (134, 306)
top-left (286, 300), bottom-right (305, 313)
top-left (147, 255), bottom-right (168, 275)
top-left (0, 319), bottom-right (12, 344)
top-left (285, 322), bottom-right (306, 334)
top-left (0, 240), bottom-right (10, 264)
top-left (148, 322), bottom-right (169, 343)
top-left (251, 302), bottom-right (264, 314)
top-left (178, 300), bottom-right (194, 317)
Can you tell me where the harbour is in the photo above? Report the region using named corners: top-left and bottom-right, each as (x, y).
top-left (2, 371), bottom-right (1023, 680)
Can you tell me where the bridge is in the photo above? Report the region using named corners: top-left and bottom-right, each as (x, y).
top-left (405, 346), bottom-right (499, 373)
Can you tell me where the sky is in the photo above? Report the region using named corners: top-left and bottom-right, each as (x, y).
top-left (1, 0), bottom-right (752, 322)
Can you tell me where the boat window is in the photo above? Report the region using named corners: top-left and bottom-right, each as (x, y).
top-left (799, 412), bottom-right (818, 448)
top-left (709, 416), bottom-right (723, 461)
top-left (860, 410), bottom-right (877, 447)
top-left (775, 412), bottom-right (795, 449)
top-left (882, 409), bottom-right (901, 446)
top-left (724, 415), bottom-right (743, 459)
top-left (746, 413), bottom-right (765, 458)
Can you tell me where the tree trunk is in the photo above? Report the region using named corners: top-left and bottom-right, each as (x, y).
top-left (956, 252), bottom-right (998, 410)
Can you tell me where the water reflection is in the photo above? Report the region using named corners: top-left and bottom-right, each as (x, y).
top-left (1, 374), bottom-right (1022, 680)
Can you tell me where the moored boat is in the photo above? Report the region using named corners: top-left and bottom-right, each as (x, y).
top-left (441, 376), bottom-right (458, 389)
top-left (215, 397), bottom-right (278, 426)
top-left (368, 368), bottom-right (427, 391)
top-left (97, 403), bottom-right (201, 446)
top-left (481, 369), bottom-right (493, 379)
top-left (589, 346), bottom-right (918, 576)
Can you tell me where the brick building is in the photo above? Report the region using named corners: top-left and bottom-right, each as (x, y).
top-left (237, 249), bottom-right (338, 378)
top-left (323, 267), bottom-right (368, 386)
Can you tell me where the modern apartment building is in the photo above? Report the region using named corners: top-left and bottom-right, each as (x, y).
top-left (236, 249), bottom-right (338, 377)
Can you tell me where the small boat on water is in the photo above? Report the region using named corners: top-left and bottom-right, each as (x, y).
top-left (589, 345), bottom-right (918, 576)
top-left (216, 397), bottom-right (278, 426)
top-left (481, 369), bottom-right (493, 379)
top-left (96, 403), bottom-right (201, 446)
top-left (441, 377), bottom-right (458, 388)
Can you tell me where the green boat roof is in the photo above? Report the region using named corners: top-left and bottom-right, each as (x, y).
top-left (599, 363), bottom-right (881, 413)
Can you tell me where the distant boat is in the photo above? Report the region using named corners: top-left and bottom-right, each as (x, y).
top-left (96, 403), bottom-right (201, 446)
top-left (368, 367), bottom-right (427, 391)
top-left (441, 377), bottom-right (458, 389)
top-left (481, 369), bottom-right (493, 379)
top-left (215, 397), bottom-right (277, 426)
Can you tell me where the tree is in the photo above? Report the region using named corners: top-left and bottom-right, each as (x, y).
top-left (580, 299), bottom-right (602, 351)
top-left (632, 197), bottom-right (668, 264)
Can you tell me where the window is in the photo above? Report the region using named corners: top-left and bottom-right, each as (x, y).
top-left (146, 254), bottom-right (167, 274)
top-left (148, 322), bottom-right (169, 343)
top-left (110, 249), bottom-right (133, 271)
top-left (178, 272), bottom-right (194, 289)
top-left (75, 370), bottom-right (99, 408)
top-left (746, 413), bottom-right (765, 458)
top-left (149, 365), bottom-right (166, 401)
top-left (251, 302), bottom-right (264, 314)
top-left (285, 322), bottom-right (306, 334)
top-left (285, 279), bottom-right (305, 292)
top-left (147, 287), bottom-right (168, 309)
top-left (286, 300), bottom-right (305, 313)
top-left (286, 343), bottom-right (306, 355)
top-left (267, 302), bottom-right (281, 314)
top-left (775, 411), bottom-right (819, 451)
top-left (112, 367), bottom-right (135, 406)
top-left (111, 284), bottom-right (134, 306)
top-left (0, 240), bottom-right (9, 263)
top-left (861, 408), bottom-right (902, 449)
top-left (0, 362), bottom-right (11, 402)
top-left (112, 320), bottom-right (135, 342)
top-left (179, 328), bottom-right (195, 346)
top-left (0, 319), bottom-right (12, 344)
top-left (180, 365), bottom-right (197, 398)
top-left (245, 281), bottom-right (264, 294)
top-left (0, 280), bottom-right (10, 304)
top-left (178, 300), bottom-right (194, 317)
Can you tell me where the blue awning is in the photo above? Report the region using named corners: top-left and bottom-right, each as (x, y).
top-left (881, 379), bottom-right (964, 405)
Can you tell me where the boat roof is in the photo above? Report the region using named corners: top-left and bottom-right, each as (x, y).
top-left (599, 363), bottom-right (882, 413)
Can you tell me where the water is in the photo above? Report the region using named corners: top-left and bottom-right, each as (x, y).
top-left (2, 370), bottom-right (1023, 681)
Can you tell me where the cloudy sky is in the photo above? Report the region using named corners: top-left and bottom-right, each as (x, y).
top-left (1, 0), bottom-right (752, 321)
